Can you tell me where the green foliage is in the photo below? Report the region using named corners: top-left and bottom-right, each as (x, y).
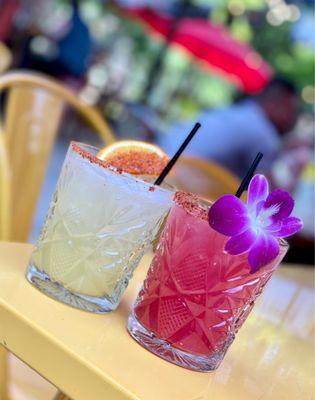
top-left (85, 2), bottom-right (314, 118)
top-left (251, 20), bottom-right (314, 95)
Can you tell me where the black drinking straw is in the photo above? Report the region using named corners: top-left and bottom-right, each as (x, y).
top-left (235, 152), bottom-right (264, 198)
top-left (154, 122), bottom-right (201, 186)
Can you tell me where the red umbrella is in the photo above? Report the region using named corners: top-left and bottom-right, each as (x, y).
top-left (120, 7), bottom-right (273, 93)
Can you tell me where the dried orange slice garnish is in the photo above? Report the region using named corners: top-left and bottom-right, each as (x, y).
top-left (97, 140), bottom-right (169, 176)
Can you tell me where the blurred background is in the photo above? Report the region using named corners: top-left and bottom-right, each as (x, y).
top-left (0, 0), bottom-right (314, 264)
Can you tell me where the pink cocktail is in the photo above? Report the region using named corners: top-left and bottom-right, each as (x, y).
top-left (128, 192), bottom-right (288, 371)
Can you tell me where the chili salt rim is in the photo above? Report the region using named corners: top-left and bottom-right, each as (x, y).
top-left (174, 191), bottom-right (209, 221)
top-left (71, 142), bottom-right (173, 194)
top-left (71, 142), bottom-right (123, 174)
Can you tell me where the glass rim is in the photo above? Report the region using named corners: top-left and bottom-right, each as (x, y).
top-left (70, 141), bottom-right (174, 195)
top-left (174, 191), bottom-right (289, 249)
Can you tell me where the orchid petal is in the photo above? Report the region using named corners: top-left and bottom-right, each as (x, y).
top-left (209, 195), bottom-right (250, 237)
top-left (248, 174), bottom-right (269, 209)
top-left (225, 228), bottom-right (257, 255)
top-left (248, 234), bottom-right (279, 273)
top-left (265, 220), bottom-right (282, 232)
top-left (263, 189), bottom-right (294, 223)
top-left (256, 200), bottom-right (265, 217)
top-left (273, 217), bottom-right (303, 237)
top-left (209, 194), bottom-right (250, 236)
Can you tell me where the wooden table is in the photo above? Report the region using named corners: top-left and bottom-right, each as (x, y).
top-left (0, 242), bottom-right (314, 400)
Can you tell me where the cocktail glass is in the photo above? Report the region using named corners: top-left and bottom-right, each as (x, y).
top-left (128, 193), bottom-right (288, 371)
top-left (26, 142), bottom-right (173, 313)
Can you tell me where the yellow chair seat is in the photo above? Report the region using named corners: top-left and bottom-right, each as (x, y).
top-left (0, 242), bottom-right (314, 400)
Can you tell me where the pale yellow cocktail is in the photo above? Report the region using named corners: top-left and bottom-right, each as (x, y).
top-left (27, 142), bottom-right (173, 312)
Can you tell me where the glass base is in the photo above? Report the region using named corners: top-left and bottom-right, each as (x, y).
top-left (127, 313), bottom-right (230, 372)
top-left (26, 263), bottom-right (118, 313)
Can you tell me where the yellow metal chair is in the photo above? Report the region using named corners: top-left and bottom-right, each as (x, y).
top-left (0, 70), bottom-right (115, 400)
top-left (171, 156), bottom-right (240, 201)
top-left (0, 70), bottom-right (115, 243)
top-left (0, 130), bottom-right (11, 242)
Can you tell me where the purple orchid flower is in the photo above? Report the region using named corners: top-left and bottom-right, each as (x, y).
top-left (208, 174), bottom-right (303, 273)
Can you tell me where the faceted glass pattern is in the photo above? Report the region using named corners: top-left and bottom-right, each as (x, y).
top-left (27, 143), bottom-right (173, 313)
top-left (128, 203), bottom-right (288, 371)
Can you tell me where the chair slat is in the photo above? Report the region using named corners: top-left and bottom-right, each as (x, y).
top-left (4, 87), bottom-right (64, 242)
top-left (0, 131), bottom-right (11, 241)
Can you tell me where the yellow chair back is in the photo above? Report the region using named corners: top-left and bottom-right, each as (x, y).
top-left (0, 70), bottom-right (115, 242)
top-left (171, 156), bottom-right (240, 202)
top-left (0, 41), bottom-right (12, 74)
top-left (0, 131), bottom-right (11, 241)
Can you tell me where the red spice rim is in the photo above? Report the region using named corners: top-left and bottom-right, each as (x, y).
top-left (70, 141), bottom-right (173, 194)
top-left (174, 191), bottom-right (209, 221)
top-left (71, 142), bottom-right (122, 173)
